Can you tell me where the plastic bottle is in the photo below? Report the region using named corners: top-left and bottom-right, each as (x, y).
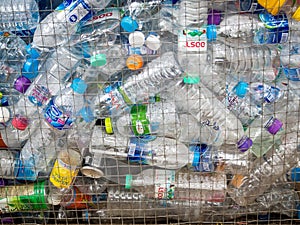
top-left (162, 80), bottom-right (252, 151)
top-left (93, 51), bottom-right (184, 118)
top-left (0, 0), bottom-right (40, 37)
top-left (206, 12), bottom-right (290, 45)
top-left (120, 0), bottom-right (161, 33)
top-left (228, 131), bottom-right (300, 206)
top-left (44, 78), bottom-right (88, 130)
top-left (207, 41), bottom-right (279, 75)
top-left (0, 150), bottom-right (19, 179)
top-left (125, 168), bottom-right (227, 203)
top-left (33, 0), bottom-right (113, 48)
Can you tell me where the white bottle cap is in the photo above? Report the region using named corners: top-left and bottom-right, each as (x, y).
top-left (0, 107), bottom-right (10, 123)
top-left (80, 166), bottom-right (104, 179)
top-left (145, 34), bottom-right (161, 51)
top-left (129, 31), bottom-right (145, 48)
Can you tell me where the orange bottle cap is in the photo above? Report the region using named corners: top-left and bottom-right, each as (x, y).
top-left (126, 54), bottom-right (144, 70)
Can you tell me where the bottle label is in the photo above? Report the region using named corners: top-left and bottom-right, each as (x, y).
top-left (130, 104), bottom-right (151, 136)
top-left (255, 13), bottom-right (289, 44)
top-left (154, 170), bottom-right (176, 200)
top-left (236, 0), bottom-right (265, 12)
top-left (50, 158), bottom-right (79, 189)
top-left (65, 0), bottom-right (93, 26)
top-left (283, 67), bottom-right (300, 81)
top-left (12, 29), bottom-right (36, 37)
top-left (85, 9), bottom-right (120, 26)
top-left (251, 84), bottom-right (281, 103)
top-left (0, 183), bottom-right (47, 213)
top-left (127, 138), bottom-right (155, 165)
top-left (64, 186), bottom-right (90, 209)
top-left (189, 144), bottom-right (217, 172)
top-left (28, 85), bottom-right (51, 107)
top-left (178, 27), bottom-right (207, 52)
top-left (56, 0), bottom-right (74, 11)
top-left (44, 99), bottom-right (73, 130)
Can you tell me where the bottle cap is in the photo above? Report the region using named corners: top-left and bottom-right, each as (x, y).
top-left (290, 167), bottom-right (300, 182)
top-left (183, 75), bottom-right (200, 84)
top-left (234, 81), bottom-right (249, 98)
top-left (14, 76), bottom-right (32, 94)
top-left (11, 115), bottom-right (29, 130)
top-left (292, 7), bottom-right (300, 21)
top-left (22, 58), bottom-right (39, 79)
top-left (192, 151), bottom-right (200, 168)
top-left (125, 174), bottom-right (133, 189)
top-left (206, 25), bottom-right (217, 41)
top-left (207, 10), bottom-right (222, 25)
top-left (80, 166), bottom-right (104, 179)
top-left (267, 118), bottom-right (283, 135)
top-left (79, 106), bottom-right (94, 123)
top-left (121, 16), bottom-right (138, 33)
top-left (0, 107), bottom-right (10, 123)
top-left (145, 34), bottom-right (161, 51)
top-left (71, 78), bottom-right (87, 94)
top-left (126, 54), bottom-right (144, 70)
top-left (104, 117), bottom-right (113, 134)
top-left (25, 44), bottom-right (40, 59)
top-left (129, 31), bottom-right (145, 48)
top-left (237, 136), bottom-right (252, 152)
top-left (90, 54), bottom-right (107, 67)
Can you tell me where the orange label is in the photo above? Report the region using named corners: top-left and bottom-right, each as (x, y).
top-left (230, 174), bottom-right (245, 188)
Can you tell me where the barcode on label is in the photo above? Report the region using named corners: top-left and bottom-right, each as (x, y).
top-left (280, 33), bottom-right (288, 43)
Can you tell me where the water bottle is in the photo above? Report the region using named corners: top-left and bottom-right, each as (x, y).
top-left (44, 78), bottom-right (88, 130)
top-left (177, 0), bottom-right (209, 83)
top-left (206, 12), bottom-right (290, 45)
top-left (0, 0), bottom-right (40, 37)
top-left (125, 168), bottom-right (227, 203)
top-left (120, 0), bottom-right (161, 33)
top-left (0, 150), bottom-right (19, 179)
top-left (93, 51), bottom-right (184, 118)
top-left (228, 131), bottom-right (300, 206)
top-left (162, 80), bottom-right (252, 151)
top-left (33, 0), bottom-right (113, 48)
top-left (207, 41), bottom-right (279, 75)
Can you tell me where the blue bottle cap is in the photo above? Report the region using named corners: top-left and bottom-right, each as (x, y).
top-left (22, 58), bottom-right (39, 79)
top-left (71, 78), bottom-right (87, 94)
top-left (237, 136), bottom-right (252, 152)
top-left (121, 16), bottom-right (138, 33)
top-left (290, 167), bottom-right (300, 182)
top-left (234, 81), bottom-right (249, 98)
top-left (79, 106), bottom-right (94, 123)
top-left (25, 44), bottom-right (40, 59)
top-left (192, 151), bottom-right (200, 168)
top-left (206, 25), bottom-right (217, 41)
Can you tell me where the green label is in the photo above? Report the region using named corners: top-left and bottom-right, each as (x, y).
top-left (130, 104), bottom-right (151, 136)
top-left (0, 182), bottom-right (47, 213)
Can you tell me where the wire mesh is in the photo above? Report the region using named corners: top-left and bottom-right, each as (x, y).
top-left (0, 0), bottom-right (299, 224)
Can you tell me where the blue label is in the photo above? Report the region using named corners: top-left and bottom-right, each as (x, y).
top-left (264, 86), bottom-right (281, 103)
top-left (56, 0), bottom-right (74, 10)
top-left (44, 99), bottom-right (73, 130)
top-left (190, 144), bottom-right (216, 172)
top-left (12, 28), bottom-right (36, 37)
top-left (255, 13), bottom-right (289, 44)
top-left (67, 0), bottom-right (94, 26)
top-left (127, 138), bottom-right (154, 164)
top-left (15, 158), bottom-right (37, 181)
top-left (283, 67), bottom-right (300, 81)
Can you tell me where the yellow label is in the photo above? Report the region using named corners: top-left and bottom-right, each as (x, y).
top-left (50, 159), bottom-right (79, 189)
top-left (257, 0), bottom-right (286, 15)
top-left (292, 6), bottom-right (300, 21)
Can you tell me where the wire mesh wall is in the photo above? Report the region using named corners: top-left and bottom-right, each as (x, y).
top-left (0, 0), bottom-right (299, 224)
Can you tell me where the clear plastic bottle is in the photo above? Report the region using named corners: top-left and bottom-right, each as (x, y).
top-left (207, 41), bottom-right (279, 75)
top-left (93, 51), bottom-right (184, 118)
top-left (33, 0), bottom-right (113, 48)
top-left (228, 131), bottom-right (300, 206)
top-left (125, 168), bottom-right (227, 203)
top-left (0, 0), bottom-right (40, 36)
top-left (206, 12), bottom-right (291, 45)
top-left (162, 80), bottom-right (252, 151)
top-left (120, 0), bottom-right (161, 33)
top-left (43, 78), bottom-right (88, 130)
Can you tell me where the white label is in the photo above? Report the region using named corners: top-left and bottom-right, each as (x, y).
top-left (67, 3), bottom-right (89, 24)
top-left (178, 28), bottom-right (207, 52)
top-left (154, 170), bottom-right (176, 200)
top-left (85, 9), bottom-right (120, 26)
top-left (127, 143), bottom-right (137, 156)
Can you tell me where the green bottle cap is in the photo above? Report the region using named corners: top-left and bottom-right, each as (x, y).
top-left (125, 174), bottom-right (133, 189)
top-left (183, 76), bottom-right (200, 84)
top-left (91, 54), bottom-right (107, 67)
